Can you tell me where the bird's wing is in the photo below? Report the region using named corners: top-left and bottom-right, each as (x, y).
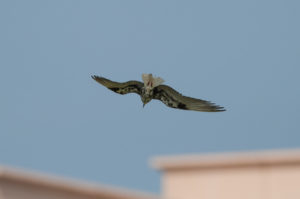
top-left (153, 85), bottom-right (225, 112)
top-left (92, 75), bottom-right (144, 95)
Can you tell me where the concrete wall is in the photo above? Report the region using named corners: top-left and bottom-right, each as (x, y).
top-left (2, 149), bottom-right (300, 199)
top-left (152, 149), bottom-right (300, 199)
top-left (0, 166), bottom-right (158, 199)
top-left (162, 164), bottom-right (300, 199)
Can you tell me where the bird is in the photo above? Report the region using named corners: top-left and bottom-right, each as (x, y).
top-left (91, 74), bottom-right (225, 112)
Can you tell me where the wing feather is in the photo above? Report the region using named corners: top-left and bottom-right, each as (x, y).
top-left (153, 85), bottom-right (225, 112)
top-left (92, 75), bottom-right (143, 95)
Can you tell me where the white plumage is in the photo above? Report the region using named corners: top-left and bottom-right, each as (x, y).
top-left (142, 74), bottom-right (164, 93)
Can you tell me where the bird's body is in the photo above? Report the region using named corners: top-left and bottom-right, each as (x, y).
top-left (92, 74), bottom-right (225, 112)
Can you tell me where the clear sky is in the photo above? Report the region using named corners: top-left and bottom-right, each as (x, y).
top-left (1, 0), bottom-right (300, 193)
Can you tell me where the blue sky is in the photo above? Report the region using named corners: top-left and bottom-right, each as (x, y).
top-left (1, 0), bottom-right (300, 193)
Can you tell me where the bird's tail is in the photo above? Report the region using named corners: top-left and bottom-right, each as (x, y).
top-left (142, 73), bottom-right (164, 88)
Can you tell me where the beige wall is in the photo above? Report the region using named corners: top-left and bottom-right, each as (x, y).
top-left (0, 166), bottom-right (158, 199)
top-left (162, 165), bottom-right (300, 199)
top-left (0, 179), bottom-right (93, 199)
top-left (2, 149), bottom-right (300, 199)
top-left (153, 149), bottom-right (300, 199)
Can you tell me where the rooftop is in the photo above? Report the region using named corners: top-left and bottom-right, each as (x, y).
top-left (151, 148), bottom-right (300, 171)
top-left (0, 166), bottom-right (158, 199)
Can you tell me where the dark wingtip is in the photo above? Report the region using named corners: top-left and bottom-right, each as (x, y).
top-left (207, 101), bottom-right (226, 112)
top-left (215, 106), bottom-right (226, 112)
top-left (212, 103), bottom-right (225, 111)
top-left (91, 75), bottom-right (100, 80)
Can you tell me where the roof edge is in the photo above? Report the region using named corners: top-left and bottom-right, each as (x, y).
top-left (0, 165), bottom-right (158, 199)
top-left (151, 148), bottom-right (300, 171)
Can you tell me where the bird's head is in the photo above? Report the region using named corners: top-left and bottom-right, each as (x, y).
top-left (141, 95), bottom-right (152, 107)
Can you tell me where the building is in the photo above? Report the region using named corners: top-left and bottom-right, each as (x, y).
top-left (152, 149), bottom-right (300, 199)
top-left (1, 149), bottom-right (300, 199)
top-left (0, 166), bottom-right (158, 199)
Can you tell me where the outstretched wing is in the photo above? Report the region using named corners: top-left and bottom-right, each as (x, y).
top-left (153, 85), bottom-right (225, 112)
top-left (92, 75), bottom-right (143, 95)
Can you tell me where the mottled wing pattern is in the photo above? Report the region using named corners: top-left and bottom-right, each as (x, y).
top-left (92, 75), bottom-right (143, 95)
top-left (153, 85), bottom-right (225, 112)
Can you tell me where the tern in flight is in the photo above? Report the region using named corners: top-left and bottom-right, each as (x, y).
top-left (92, 74), bottom-right (225, 112)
